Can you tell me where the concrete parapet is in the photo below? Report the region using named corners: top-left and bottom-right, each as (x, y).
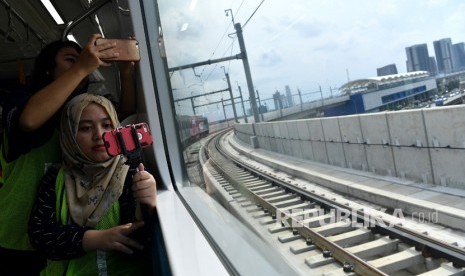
top-left (233, 105), bottom-right (465, 189)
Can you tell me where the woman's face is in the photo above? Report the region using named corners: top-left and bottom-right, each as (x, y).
top-left (76, 103), bottom-right (114, 162)
top-left (54, 47), bottom-right (88, 89)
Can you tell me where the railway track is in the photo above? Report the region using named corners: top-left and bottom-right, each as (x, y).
top-left (203, 130), bottom-right (465, 275)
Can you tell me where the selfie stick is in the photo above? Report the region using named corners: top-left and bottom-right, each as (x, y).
top-left (115, 125), bottom-right (151, 223)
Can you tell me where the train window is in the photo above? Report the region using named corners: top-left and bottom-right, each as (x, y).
top-left (141, 0), bottom-right (465, 273)
top-left (156, 3), bottom-right (462, 160)
top-left (154, 2), bottom-right (465, 181)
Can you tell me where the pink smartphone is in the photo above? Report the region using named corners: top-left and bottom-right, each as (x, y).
top-left (95, 38), bottom-right (140, 61)
top-left (102, 123), bottom-right (152, 157)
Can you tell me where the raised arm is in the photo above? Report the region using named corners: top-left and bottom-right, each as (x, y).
top-left (19, 34), bottom-right (117, 132)
top-left (117, 60), bottom-right (137, 120)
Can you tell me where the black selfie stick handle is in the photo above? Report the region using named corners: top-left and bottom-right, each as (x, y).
top-left (129, 127), bottom-right (151, 223)
top-left (117, 126), bottom-right (151, 223)
top-left (115, 129), bottom-right (136, 222)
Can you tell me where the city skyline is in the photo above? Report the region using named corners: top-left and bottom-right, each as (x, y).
top-left (404, 37), bottom-right (465, 76)
top-left (159, 0), bottom-right (465, 119)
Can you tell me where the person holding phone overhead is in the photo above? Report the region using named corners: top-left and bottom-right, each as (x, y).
top-left (0, 33), bottom-right (137, 274)
top-left (29, 93), bottom-right (156, 275)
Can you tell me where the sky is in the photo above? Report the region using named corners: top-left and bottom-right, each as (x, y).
top-left (157, 0), bottom-right (465, 120)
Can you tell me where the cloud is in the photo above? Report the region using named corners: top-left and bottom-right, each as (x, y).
top-left (255, 49), bottom-right (282, 67)
top-left (159, 0), bottom-right (465, 110)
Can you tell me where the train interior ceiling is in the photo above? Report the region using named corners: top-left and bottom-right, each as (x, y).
top-left (0, 0), bottom-right (132, 101)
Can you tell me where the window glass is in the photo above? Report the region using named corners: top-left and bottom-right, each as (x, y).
top-left (151, 0), bottom-right (464, 272)
top-left (157, 0), bottom-right (464, 180)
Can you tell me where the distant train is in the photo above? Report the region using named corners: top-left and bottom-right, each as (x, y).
top-left (177, 115), bottom-right (209, 147)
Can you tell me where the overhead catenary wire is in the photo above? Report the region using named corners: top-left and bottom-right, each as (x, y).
top-left (242, 0), bottom-right (265, 29)
top-left (198, 0), bottom-right (246, 82)
top-left (175, 0), bottom-right (265, 89)
top-left (195, 1), bottom-right (239, 78)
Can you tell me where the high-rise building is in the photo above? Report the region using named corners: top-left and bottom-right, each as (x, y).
top-left (405, 44), bottom-right (432, 73)
top-left (273, 91), bottom-right (282, 110)
top-left (452, 42), bottom-right (465, 71)
top-left (377, 64), bottom-right (398, 76)
top-left (433, 38), bottom-right (454, 74)
top-left (285, 85), bottom-right (294, 107)
top-left (429, 57), bottom-right (438, 76)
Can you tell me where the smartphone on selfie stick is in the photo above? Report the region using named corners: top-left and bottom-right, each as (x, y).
top-left (103, 122), bottom-right (152, 157)
top-left (102, 123), bottom-right (153, 223)
top-left (95, 38), bottom-right (140, 62)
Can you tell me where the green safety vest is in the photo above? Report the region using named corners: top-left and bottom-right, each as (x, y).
top-left (0, 131), bottom-right (61, 250)
top-left (41, 167), bottom-right (151, 276)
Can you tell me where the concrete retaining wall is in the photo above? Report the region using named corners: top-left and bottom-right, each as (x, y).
top-left (233, 105), bottom-right (465, 189)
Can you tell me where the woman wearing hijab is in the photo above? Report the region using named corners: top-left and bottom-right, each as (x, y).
top-left (28, 93), bottom-right (156, 275)
top-left (0, 34), bottom-right (136, 274)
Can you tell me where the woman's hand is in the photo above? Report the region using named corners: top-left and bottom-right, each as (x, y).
top-left (82, 221), bottom-right (145, 254)
top-left (132, 163), bottom-right (157, 209)
top-left (75, 33), bottom-right (118, 74)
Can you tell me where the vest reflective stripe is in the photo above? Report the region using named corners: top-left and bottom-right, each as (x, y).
top-left (97, 250), bottom-right (108, 276)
